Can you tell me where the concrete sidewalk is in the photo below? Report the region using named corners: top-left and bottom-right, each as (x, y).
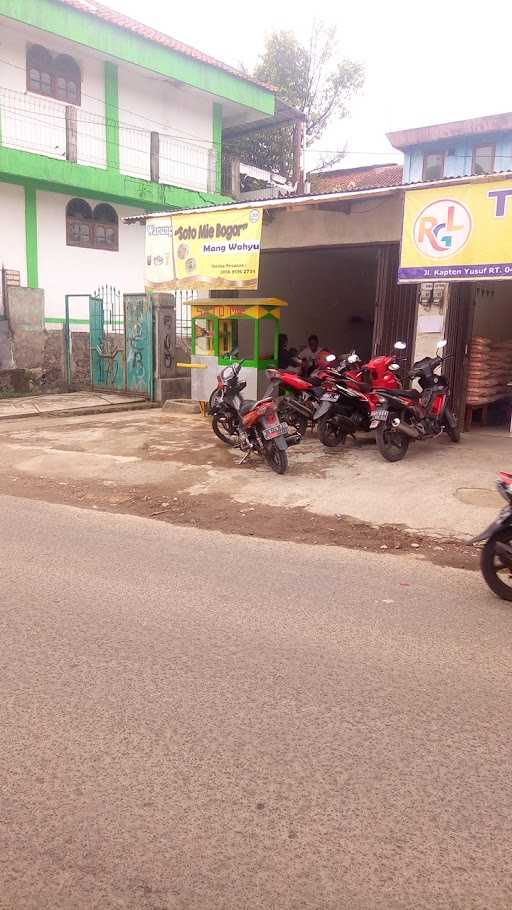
top-left (0, 409), bottom-right (508, 539)
top-left (0, 390), bottom-right (149, 419)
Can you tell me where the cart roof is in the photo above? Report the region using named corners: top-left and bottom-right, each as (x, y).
top-left (194, 297), bottom-right (287, 307)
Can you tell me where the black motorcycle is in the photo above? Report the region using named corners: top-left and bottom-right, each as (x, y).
top-left (371, 340), bottom-right (460, 462)
top-left (471, 473), bottom-right (512, 601)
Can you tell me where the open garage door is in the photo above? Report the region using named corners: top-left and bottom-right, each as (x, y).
top-left (372, 244), bottom-right (418, 367)
top-left (254, 245), bottom-right (379, 360)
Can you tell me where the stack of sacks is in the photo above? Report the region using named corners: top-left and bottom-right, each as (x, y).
top-left (467, 336), bottom-right (512, 405)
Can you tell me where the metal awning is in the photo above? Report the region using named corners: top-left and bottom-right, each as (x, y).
top-left (123, 169), bottom-right (512, 224)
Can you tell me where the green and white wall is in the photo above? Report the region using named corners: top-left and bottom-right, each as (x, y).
top-left (0, 1), bottom-right (276, 323)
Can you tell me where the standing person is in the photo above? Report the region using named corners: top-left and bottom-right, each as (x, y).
top-left (300, 334), bottom-right (321, 374)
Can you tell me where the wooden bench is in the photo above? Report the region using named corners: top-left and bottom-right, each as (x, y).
top-left (465, 394), bottom-right (512, 431)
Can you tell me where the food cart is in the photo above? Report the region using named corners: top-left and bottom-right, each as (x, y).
top-left (190, 298), bottom-right (287, 401)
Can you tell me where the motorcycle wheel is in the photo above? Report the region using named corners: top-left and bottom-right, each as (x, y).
top-left (376, 424), bottom-right (410, 462)
top-left (212, 413), bottom-right (239, 447)
top-left (279, 401), bottom-right (308, 438)
top-left (264, 442), bottom-right (288, 475)
top-left (481, 530), bottom-right (512, 601)
top-left (444, 408), bottom-right (461, 443)
top-left (318, 416), bottom-right (346, 448)
top-left (208, 389), bottom-right (222, 414)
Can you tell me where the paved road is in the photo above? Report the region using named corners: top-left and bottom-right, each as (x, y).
top-left (1, 496), bottom-right (512, 909)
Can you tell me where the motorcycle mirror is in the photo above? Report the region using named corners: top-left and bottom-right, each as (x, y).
top-left (394, 341), bottom-right (406, 350)
top-left (437, 339), bottom-right (448, 350)
top-left (347, 353), bottom-right (359, 364)
top-left (325, 354), bottom-right (336, 363)
top-left (389, 363), bottom-right (400, 372)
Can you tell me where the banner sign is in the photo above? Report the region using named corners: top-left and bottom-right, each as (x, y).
top-left (145, 207), bottom-right (263, 291)
top-left (399, 179), bottom-right (512, 282)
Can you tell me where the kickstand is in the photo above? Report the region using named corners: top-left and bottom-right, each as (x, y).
top-left (238, 451), bottom-right (251, 465)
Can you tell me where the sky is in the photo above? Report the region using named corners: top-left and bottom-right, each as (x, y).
top-left (104, 0), bottom-right (512, 173)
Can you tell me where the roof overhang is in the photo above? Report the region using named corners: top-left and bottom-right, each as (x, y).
top-left (223, 98), bottom-right (305, 141)
top-left (124, 170), bottom-right (512, 224)
top-left (388, 112), bottom-right (512, 150)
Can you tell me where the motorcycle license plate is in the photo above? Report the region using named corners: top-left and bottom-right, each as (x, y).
top-left (263, 422), bottom-right (287, 440)
top-left (371, 408), bottom-right (389, 421)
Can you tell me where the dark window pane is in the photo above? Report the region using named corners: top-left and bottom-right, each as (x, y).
top-left (95, 225), bottom-right (106, 245)
top-left (93, 204), bottom-right (118, 224)
top-left (41, 71), bottom-right (52, 94)
top-left (423, 152), bottom-right (444, 181)
top-left (473, 144), bottom-right (494, 175)
top-left (80, 224), bottom-right (91, 243)
top-left (55, 76), bottom-right (67, 100)
top-left (67, 81), bottom-right (78, 102)
top-left (66, 198), bottom-right (92, 220)
top-left (29, 68), bottom-right (41, 91)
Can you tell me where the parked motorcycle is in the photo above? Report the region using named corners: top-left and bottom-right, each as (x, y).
top-left (370, 340), bottom-right (460, 462)
top-left (266, 365), bottom-right (337, 438)
top-left (471, 472), bottom-right (512, 601)
top-left (314, 343), bottom-right (406, 448)
top-left (210, 361), bottom-right (301, 475)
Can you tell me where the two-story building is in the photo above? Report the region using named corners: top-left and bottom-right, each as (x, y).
top-left (0, 0), bottom-right (293, 326)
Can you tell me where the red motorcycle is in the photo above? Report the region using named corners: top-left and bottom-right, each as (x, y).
top-left (370, 340), bottom-right (460, 461)
top-left (314, 343), bottom-right (406, 448)
top-left (210, 361), bottom-right (301, 474)
top-left (266, 365), bottom-right (339, 437)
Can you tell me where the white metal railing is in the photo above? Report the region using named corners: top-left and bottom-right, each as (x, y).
top-left (159, 132), bottom-right (215, 193)
top-left (175, 289), bottom-right (196, 340)
top-left (0, 86), bottom-right (217, 192)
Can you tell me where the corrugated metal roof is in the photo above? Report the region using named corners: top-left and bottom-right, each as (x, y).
top-left (123, 168), bottom-right (512, 223)
top-left (56, 0), bottom-right (274, 93)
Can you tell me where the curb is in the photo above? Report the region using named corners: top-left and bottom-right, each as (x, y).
top-left (0, 402), bottom-right (160, 421)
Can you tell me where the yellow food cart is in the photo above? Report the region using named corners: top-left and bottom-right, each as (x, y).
top-left (190, 298), bottom-right (287, 401)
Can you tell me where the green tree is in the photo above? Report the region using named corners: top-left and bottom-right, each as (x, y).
top-left (228, 23), bottom-right (364, 183)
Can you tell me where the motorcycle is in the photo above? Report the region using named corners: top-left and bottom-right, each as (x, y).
top-left (370, 340), bottom-right (460, 462)
top-left (314, 343), bottom-right (406, 448)
top-left (470, 472), bottom-right (512, 601)
top-left (265, 364), bottom-right (338, 438)
top-left (210, 360), bottom-right (301, 475)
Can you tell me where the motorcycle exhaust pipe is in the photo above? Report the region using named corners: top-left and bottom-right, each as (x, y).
top-left (285, 399), bottom-right (311, 418)
top-left (285, 432), bottom-right (302, 448)
top-left (391, 417), bottom-right (420, 440)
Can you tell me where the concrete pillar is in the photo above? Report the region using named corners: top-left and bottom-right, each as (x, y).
top-left (152, 293), bottom-right (191, 402)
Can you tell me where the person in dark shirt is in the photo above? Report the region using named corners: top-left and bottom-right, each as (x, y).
top-left (278, 333), bottom-right (300, 371)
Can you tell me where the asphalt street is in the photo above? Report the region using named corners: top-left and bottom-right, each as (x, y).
top-left (1, 495), bottom-right (511, 909)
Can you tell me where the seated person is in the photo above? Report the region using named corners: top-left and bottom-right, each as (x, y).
top-left (300, 334), bottom-right (321, 375)
top-left (278, 333), bottom-right (301, 371)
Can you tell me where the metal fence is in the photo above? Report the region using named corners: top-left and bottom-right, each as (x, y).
top-left (0, 87), bottom-right (216, 191)
top-left (175, 289), bottom-right (196, 341)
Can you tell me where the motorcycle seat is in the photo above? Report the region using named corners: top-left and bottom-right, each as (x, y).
top-left (395, 388), bottom-right (421, 400)
top-left (239, 400), bottom-right (256, 415)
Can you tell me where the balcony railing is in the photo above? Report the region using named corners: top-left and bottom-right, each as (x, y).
top-left (0, 86), bottom-right (218, 193)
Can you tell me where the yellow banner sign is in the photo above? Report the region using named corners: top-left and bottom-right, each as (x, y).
top-left (145, 208), bottom-right (263, 291)
top-left (399, 179), bottom-right (512, 282)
